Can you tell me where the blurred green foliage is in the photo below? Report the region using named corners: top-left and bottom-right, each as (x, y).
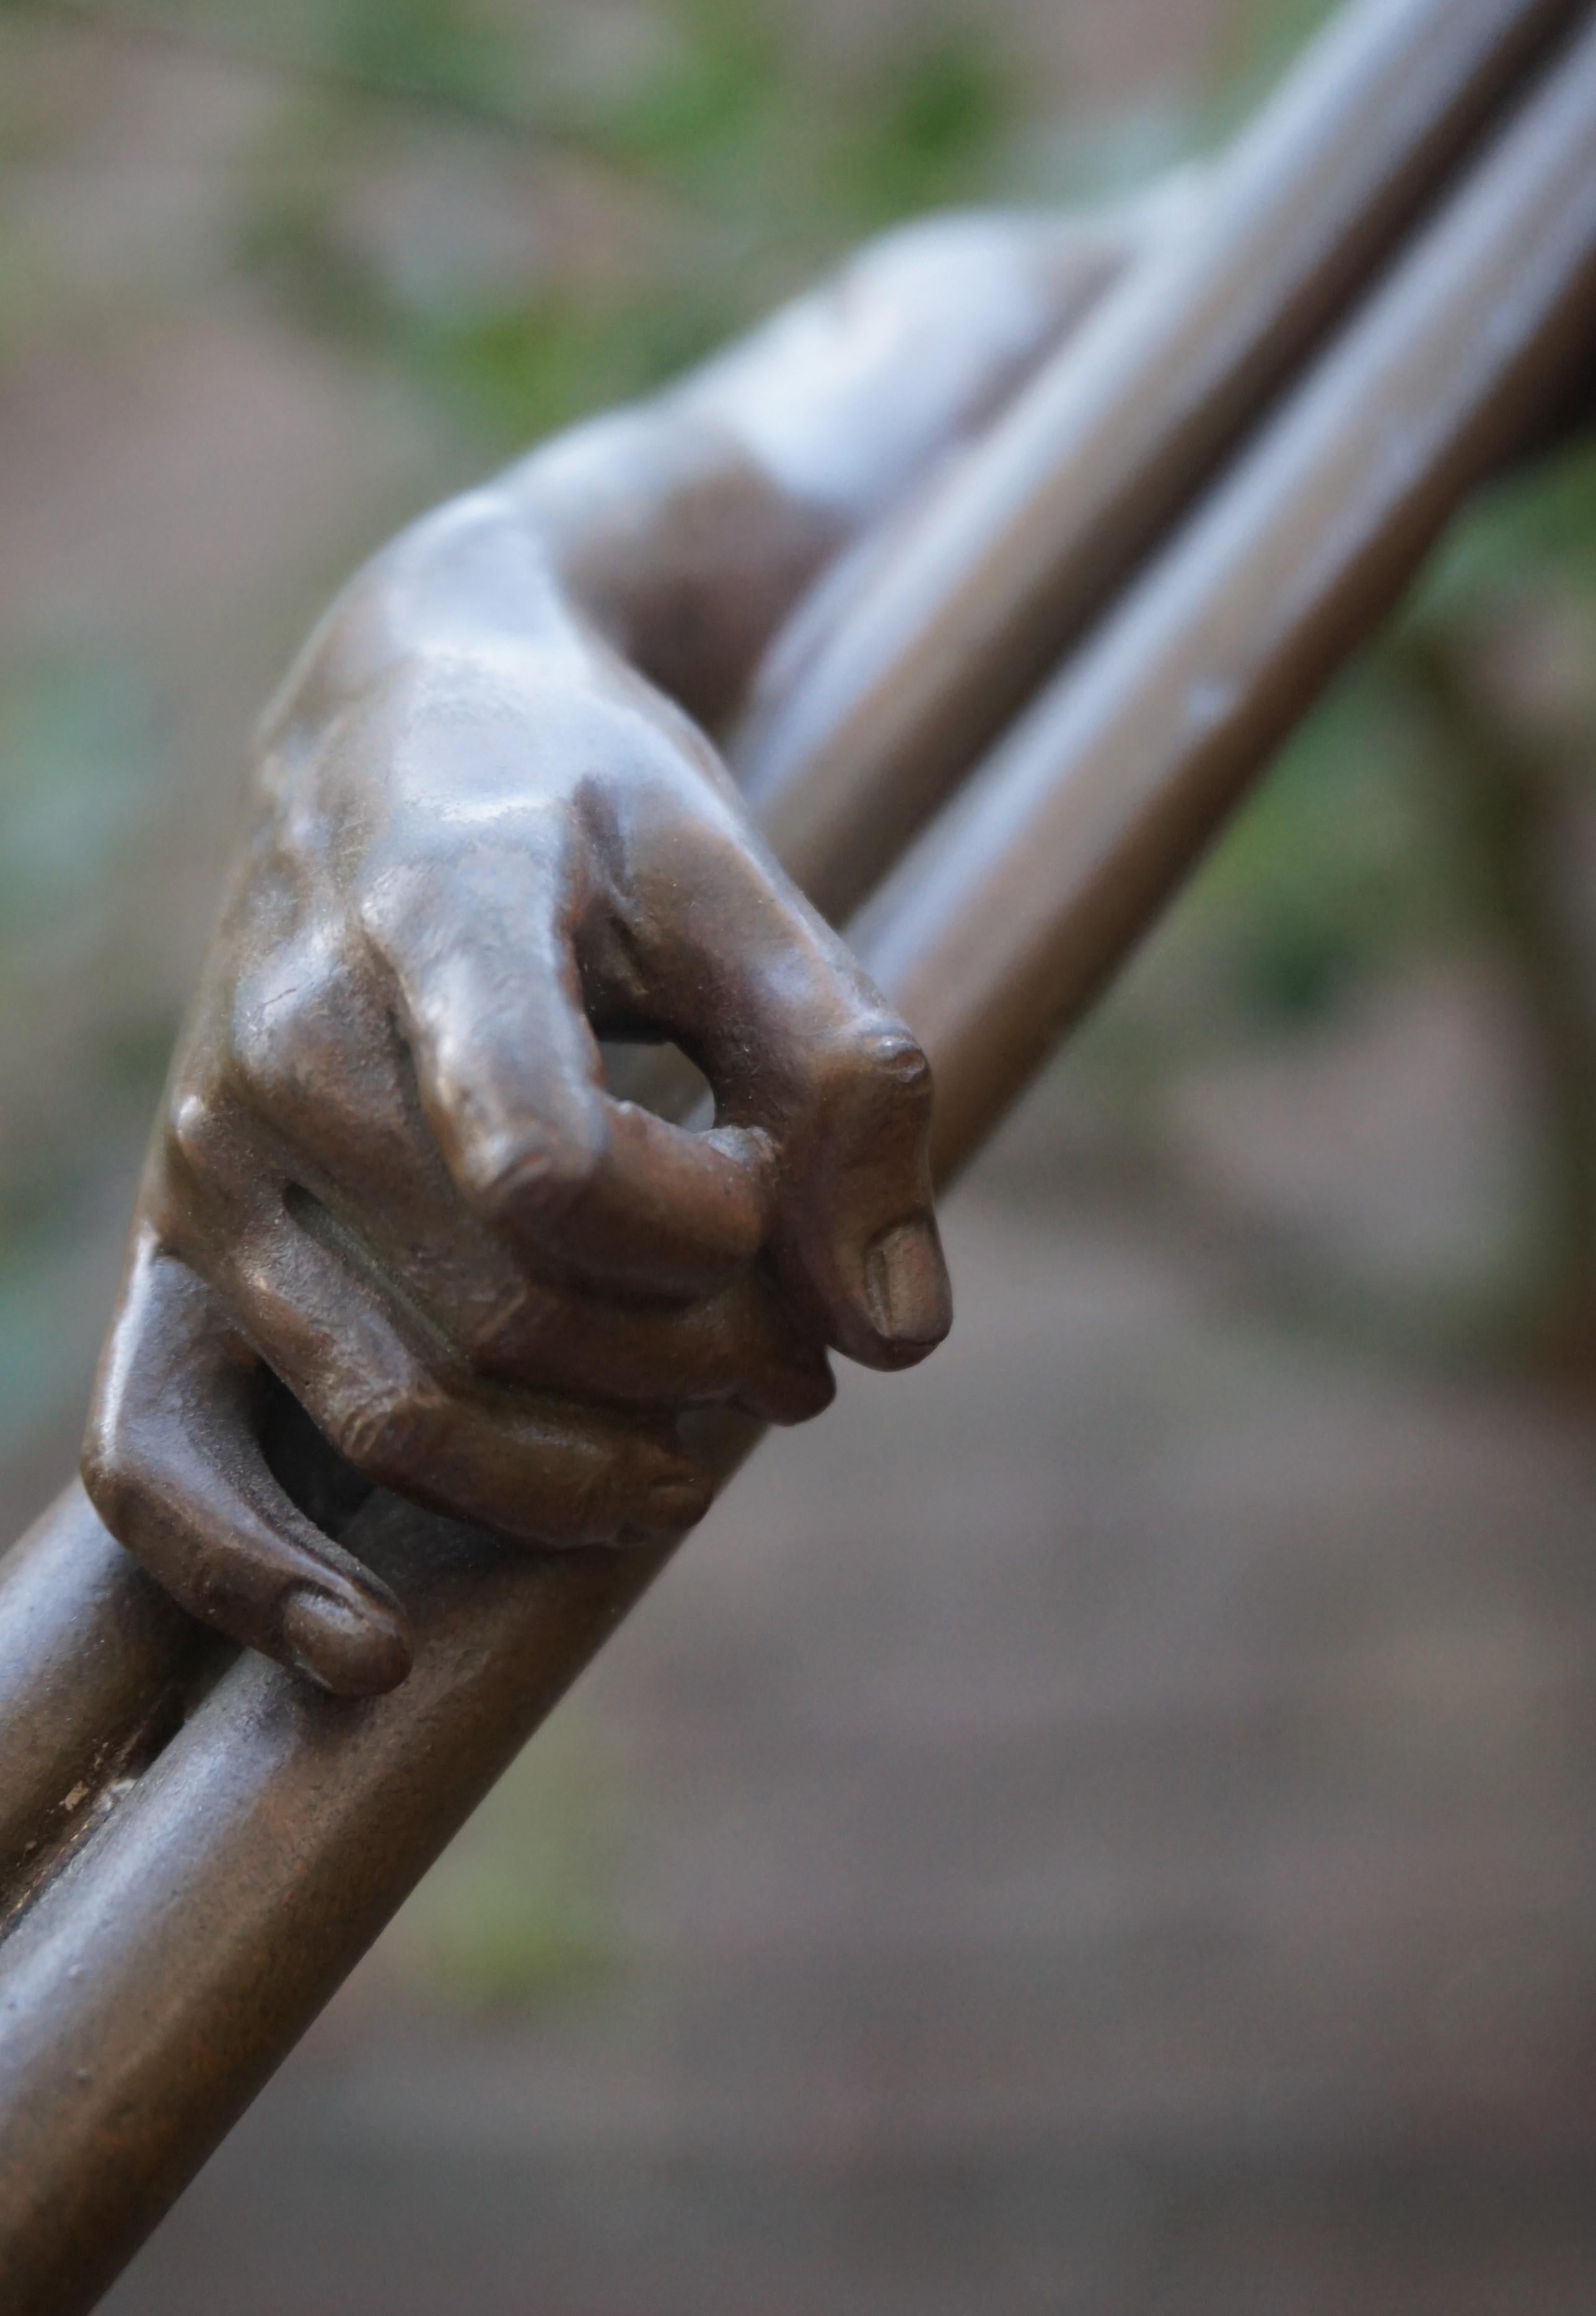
top-left (389, 1726), bottom-right (624, 2012)
top-left (232, 0), bottom-right (1013, 448)
top-left (1193, 445), bottom-right (1596, 1050)
top-left (0, 647), bottom-right (156, 976)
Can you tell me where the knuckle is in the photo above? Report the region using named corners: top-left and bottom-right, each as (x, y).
top-left (328, 1378), bottom-right (452, 1488)
top-left (230, 954), bottom-right (346, 1110)
top-left (811, 1017), bottom-right (932, 1115)
top-left (861, 1026), bottom-right (932, 1097)
top-left (458, 1279), bottom-right (557, 1377)
top-left (545, 1485), bottom-right (625, 1548)
top-left (463, 1105), bottom-right (606, 1226)
top-left (79, 1423), bottom-right (133, 1524)
top-left (160, 1078), bottom-right (261, 1223)
top-left (80, 1400), bottom-right (164, 1542)
top-left (352, 866), bottom-right (421, 960)
top-left (355, 829), bottom-right (567, 962)
top-left (229, 1016), bottom-right (293, 1114)
top-left (165, 1083), bottom-right (229, 1180)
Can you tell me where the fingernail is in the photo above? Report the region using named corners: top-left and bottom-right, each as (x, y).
top-left (863, 1217), bottom-right (952, 1351)
top-left (646, 1473), bottom-right (714, 1532)
top-left (281, 1586), bottom-right (412, 1697)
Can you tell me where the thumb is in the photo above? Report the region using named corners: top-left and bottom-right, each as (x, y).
top-left (83, 1233), bottom-right (413, 1696)
top-left (614, 807), bottom-right (952, 1369)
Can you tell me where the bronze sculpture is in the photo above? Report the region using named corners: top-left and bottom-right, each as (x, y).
top-left (3, 0), bottom-right (1596, 2304)
top-left (80, 209), bottom-right (1150, 1696)
top-left (77, 0), bottom-right (1582, 1701)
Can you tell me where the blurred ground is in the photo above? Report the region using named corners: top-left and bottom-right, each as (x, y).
top-left (7, 1), bottom-right (1596, 2310)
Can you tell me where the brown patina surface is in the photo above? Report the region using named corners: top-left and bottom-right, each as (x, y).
top-left (2, 2), bottom-right (1596, 2309)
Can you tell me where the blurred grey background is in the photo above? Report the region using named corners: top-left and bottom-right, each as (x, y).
top-left (5, 1), bottom-right (1596, 2309)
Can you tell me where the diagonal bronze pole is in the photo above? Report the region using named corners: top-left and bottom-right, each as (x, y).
top-left (1, 20), bottom-right (1594, 2308)
top-left (739, 0), bottom-right (1590, 921)
top-left (0, 0), bottom-right (1582, 1911)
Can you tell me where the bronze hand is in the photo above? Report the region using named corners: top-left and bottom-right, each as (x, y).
top-left (81, 210), bottom-right (1140, 1694)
